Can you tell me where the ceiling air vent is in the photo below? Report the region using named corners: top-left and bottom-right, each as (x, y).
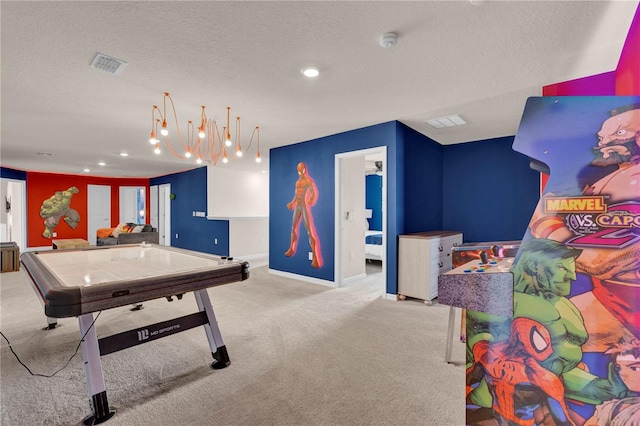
top-left (90, 52), bottom-right (127, 75)
top-left (426, 114), bottom-right (466, 129)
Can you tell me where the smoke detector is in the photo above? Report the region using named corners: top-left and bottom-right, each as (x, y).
top-left (90, 52), bottom-right (127, 75)
top-left (379, 32), bottom-right (397, 48)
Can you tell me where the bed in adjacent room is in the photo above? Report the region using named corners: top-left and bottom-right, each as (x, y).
top-left (365, 230), bottom-right (383, 261)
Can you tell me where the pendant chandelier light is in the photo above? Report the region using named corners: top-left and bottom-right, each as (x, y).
top-left (149, 92), bottom-right (261, 165)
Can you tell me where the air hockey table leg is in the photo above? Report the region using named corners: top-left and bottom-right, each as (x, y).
top-left (194, 288), bottom-right (230, 369)
top-left (45, 316), bottom-right (57, 330)
top-left (444, 306), bottom-right (456, 363)
top-left (78, 313), bottom-right (115, 425)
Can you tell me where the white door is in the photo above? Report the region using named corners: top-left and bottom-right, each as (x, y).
top-left (88, 185), bottom-right (111, 245)
top-left (150, 185), bottom-right (159, 231)
top-left (340, 155), bottom-right (366, 281)
top-left (158, 183), bottom-right (171, 246)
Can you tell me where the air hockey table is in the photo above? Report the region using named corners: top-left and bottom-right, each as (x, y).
top-left (20, 243), bottom-right (249, 425)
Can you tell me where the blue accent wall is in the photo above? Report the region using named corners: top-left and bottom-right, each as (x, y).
top-left (442, 136), bottom-right (539, 242)
top-left (270, 121), bottom-right (398, 285)
top-left (150, 167), bottom-right (230, 256)
top-left (1, 167), bottom-right (27, 180)
top-left (269, 121), bottom-right (443, 294)
top-left (399, 124), bottom-right (443, 234)
top-left (365, 175), bottom-right (382, 231)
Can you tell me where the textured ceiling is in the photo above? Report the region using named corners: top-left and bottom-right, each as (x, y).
top-left (1, 1), bottom-right (637, 177)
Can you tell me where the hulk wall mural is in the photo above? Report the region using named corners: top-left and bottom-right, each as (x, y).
top-left (40, 186), bottom-right (80, 238)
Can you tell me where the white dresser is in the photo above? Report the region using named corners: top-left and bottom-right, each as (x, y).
top-left (397, 231), bottom-right (463, 304)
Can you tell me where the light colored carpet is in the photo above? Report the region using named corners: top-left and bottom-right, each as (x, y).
top-left (0, 262), bottom-right (465, 426)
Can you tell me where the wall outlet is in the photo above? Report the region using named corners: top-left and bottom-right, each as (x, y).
top-left (350, 250), bottom-right (355, 260)
top-left (175, 233), bottom-right (179, 239)
top-left (308, 252), bottom-right (313, 261)
top-left (214, 238), bottom-right (218, 245)
top-left (52, 232), bottom-right (57, 237)
top-left (192, 211), bottom-right (196, 216)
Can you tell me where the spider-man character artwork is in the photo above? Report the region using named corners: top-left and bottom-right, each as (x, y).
top-left (467, 317), bottom-right (575, 426)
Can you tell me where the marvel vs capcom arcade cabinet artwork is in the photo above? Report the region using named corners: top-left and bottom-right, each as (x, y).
top-left (463, 97), bottom-right (640, 426)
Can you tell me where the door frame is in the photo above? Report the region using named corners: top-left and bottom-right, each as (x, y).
top-left (334, 146), bottom-right (387, 290)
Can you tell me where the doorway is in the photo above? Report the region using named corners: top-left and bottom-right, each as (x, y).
top-left (1, 178), bottom-right (26, 251)
top-left (334, 147), bottom-right (387, 294)
top-left (88, 185), bottom-right (111, 246)
top-left (119, 186), bottom-right (145, 224)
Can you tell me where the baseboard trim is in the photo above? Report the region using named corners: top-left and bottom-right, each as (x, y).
top-left (342, 273), bottom-right (367, 284)
top-left (234, 253), bottom-right (268, 267)
top-left (24, 246), bottom-right (53, 252)
top-left (268, 269), bottom-right (335, 288)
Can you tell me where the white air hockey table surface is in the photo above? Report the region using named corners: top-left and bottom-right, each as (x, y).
top-left (21, 243), bottom-right (249, 317)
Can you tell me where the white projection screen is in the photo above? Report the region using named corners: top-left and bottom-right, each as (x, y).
top-left (207, 166), bottom-right (269, 218)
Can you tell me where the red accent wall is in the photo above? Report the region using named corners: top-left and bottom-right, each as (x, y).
top-left (27, 172), bottom-right (150, 247)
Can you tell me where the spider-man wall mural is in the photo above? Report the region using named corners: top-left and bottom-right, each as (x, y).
top-left (284, 162), bottom-right (323, 268)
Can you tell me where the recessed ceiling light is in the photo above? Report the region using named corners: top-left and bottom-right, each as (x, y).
top-left (83, 168), bottom-right (90, 173)
top-left (98, 161), bottom-right (106, 166)
top-left (120, 152), bottom-right (129, 157)
top-left (301, 67), bottom-right (320, 78)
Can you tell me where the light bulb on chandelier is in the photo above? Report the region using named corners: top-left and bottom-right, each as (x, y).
top-left (149, 117), bottom-right (160, 144)
top-left (149, 93), bottom-right (262, 166)
top-left (197, 106), bottom-right (206, 139)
